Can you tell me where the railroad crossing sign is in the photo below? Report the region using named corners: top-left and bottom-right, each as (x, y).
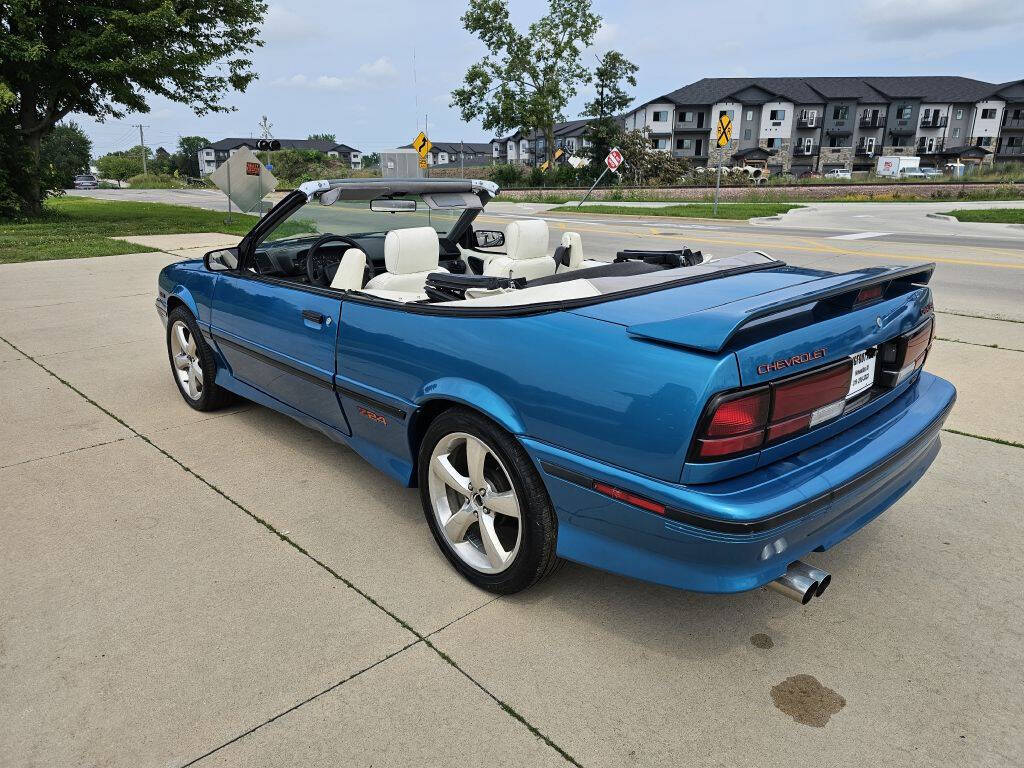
top-left (411, 131), bottom-right (432, 158)
top-left (605, 147), bottom-right (624, 172)
top-left (716, 114), bottom-right (733, 148)
top-left (210, 146), bottom-right (277, 214)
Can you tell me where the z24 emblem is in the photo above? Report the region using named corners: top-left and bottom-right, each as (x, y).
top-left (757, 347), bottom-right (827, 375)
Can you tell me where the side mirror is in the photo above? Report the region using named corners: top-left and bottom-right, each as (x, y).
top-left (473, 229), bottom-right (505, 249)
top-left (205, 248), bottom-right (239, 271)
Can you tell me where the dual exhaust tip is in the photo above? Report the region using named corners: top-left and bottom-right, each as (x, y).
top-left (767, 561), bottom-right (832, 604)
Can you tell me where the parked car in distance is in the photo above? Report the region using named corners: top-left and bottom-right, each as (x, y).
top-left (918, 167), bottom-right (943, 178)
top-left (824, 168), bottom-right (852, 179)
top-left (155, 177), bottom-right (955, 604)
top-left (73, 174), bottom-right (99, 189)
top-left (898, 168), bottom-right (928, 180)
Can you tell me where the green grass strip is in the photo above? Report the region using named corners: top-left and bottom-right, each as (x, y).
top-left (547, 202), bottom-right (803, 219)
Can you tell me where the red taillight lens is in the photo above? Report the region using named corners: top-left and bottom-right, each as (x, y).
top-left (697, 390), bottom-right (769, 458)
top-left (705, 391), bottom-right (770, 436)
top-left (880, 318), bottom-right (933, 386)
top-left (771, 360), bottom-right (852, 421)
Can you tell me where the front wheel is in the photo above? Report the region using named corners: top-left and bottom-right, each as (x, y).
top-left (418, 408), bottom-right (563, 594)
top-left (166, 306), bottom-right (233, 411)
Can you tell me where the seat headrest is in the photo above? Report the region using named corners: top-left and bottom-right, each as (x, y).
top-left (559, 231), bottom-right (583, 269)
top-left (384, 227), bottom-right (440, 274)
top-left (505, 219), bottom-right (549, 261)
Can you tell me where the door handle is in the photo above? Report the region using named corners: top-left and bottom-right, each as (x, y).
top-left (302, 309), bottom-right (325, 324)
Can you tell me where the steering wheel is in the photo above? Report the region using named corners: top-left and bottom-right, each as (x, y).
top-left (305, 234), bottom-right (365, 288)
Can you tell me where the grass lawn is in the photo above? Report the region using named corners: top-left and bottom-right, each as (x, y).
top-left (547, 203), bottom-right (804, 220)
top-left (0, 196), bottom-right (313, 264)
top-left (940, 208), bottom-right (1024, 223)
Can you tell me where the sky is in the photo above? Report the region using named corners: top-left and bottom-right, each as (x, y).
top-left (76, 0), bottom-right (1024, 158)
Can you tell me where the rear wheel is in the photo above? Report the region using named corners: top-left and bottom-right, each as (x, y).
top-left (166, 306), bottom-right (233, 411)
top-left (418, 408), bottom-right (563, 593)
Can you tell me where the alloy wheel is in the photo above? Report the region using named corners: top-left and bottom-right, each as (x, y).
top-left (428, 432), bottom-right (522, 574)
top-left (169, 319), bottom-right (204, 401)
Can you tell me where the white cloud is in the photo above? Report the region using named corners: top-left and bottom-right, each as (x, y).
top-left (262, 5), bottom-right (322, 44)
top-left (859, 0), bottom-right (1024, 39)
top-left (270, 57), bottom-right (399, 92)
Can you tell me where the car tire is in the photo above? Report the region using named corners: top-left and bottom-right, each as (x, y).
top-left (418, 407), bottom-right (564, 594)
top-left (166, 305), bottom-right (233, 412)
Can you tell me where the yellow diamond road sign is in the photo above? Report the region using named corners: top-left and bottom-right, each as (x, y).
top-left (716, 115), bottom-right (733, 148)
top-left (412, 131), bottom-right (432, 158)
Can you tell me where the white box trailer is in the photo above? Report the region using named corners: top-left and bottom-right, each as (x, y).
top-left (876, 155), bottom-right (920, 177)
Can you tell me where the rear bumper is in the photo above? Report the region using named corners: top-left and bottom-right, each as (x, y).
top-left (524, 371), bottom-right (955, 593)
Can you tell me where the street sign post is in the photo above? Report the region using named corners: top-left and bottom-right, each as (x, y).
top-left (210, 147), bottom-right (278, 215)
top-left (578, 147), bottom-right (624, 208)
top-left (713, 114), bottom-right (733, 216)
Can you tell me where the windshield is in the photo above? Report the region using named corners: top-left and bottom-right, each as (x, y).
top-left (261, 194), bottom-right (466, 245)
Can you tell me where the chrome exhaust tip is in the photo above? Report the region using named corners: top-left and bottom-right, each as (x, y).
top-left (789, 561), bottom-right (832, 597)
top-left (767, 560), bottom-right (830, 604)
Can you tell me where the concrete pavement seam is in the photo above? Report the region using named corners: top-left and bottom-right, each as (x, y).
top-left (937, 309), bottom-right (1024, 324)
top-left (942, 428), bottom-right (1024, 450)
top-left (0, 331), bottom-right (585, 768)
top-left (935, 336), bottom-right (1024, 354)
top-left (180, 639), bottom-right (423, 766)
top-left (0, 434), bottom-right (137, 471)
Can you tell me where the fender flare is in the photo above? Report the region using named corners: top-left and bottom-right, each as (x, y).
top-left (165, 284), bottom-right (202, 324)
top-left (414, 377), bottom-right (526, 435)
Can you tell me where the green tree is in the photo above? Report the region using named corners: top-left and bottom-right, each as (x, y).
top-left (0, 0), bottom-right (267, 215)
top-left (361, 152), bottom-right (380, 169)
top-left (582, 51), bottom-right (637, 169)
top-left (39, 121), bottom-right (92, 190)
top-left (451, 0), bottom-right (601, 165)
top-left (95, 152), bottom-right (144, 187)
top-left (307, 133), bottom-right (337, 143)
top-left (173, 136), bottom-right (211, 177)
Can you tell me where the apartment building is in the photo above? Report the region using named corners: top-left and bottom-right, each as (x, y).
top-left (197, 137), bottom-right (362, 175)
top-left (396, 140), bottom-right (493, 166)
top-left (490, 119), bottom-right (594, 165)
top-left (624, 77), bottom-right (1024, 174)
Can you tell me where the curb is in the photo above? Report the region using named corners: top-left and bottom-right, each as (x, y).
top-left (926, 213), bottom-right (956, 222)
top-left (749, 215), bottom-right (784, 223)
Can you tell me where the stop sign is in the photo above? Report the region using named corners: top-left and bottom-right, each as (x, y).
top-left (605, 147), bottom-right (623, 172)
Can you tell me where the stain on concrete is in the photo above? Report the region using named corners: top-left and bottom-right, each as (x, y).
top-left (750, 633), bottom-right (774, 649)
top-left (771, 674), bottom-right (846, 727)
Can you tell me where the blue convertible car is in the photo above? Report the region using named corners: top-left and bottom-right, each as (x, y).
top-left (157, 178), bottom-right (955, 603)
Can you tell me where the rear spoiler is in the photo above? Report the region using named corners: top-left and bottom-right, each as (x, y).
top-left (627, 263), bottom-right (935, 353)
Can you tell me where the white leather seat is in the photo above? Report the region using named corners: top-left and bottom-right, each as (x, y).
top-left (365, 227), bottom-right (447, 292)
top-left (483, 219), bottom-right (556, 281)
top-left (329, 248), bottom-right (367, 290)
top-left (556, 231), bottom-right (583, 273)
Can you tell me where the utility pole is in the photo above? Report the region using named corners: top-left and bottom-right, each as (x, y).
top-left (460, 139), bottom-right (465, 178)
top-left (134, 124), bottom-right (149, 174)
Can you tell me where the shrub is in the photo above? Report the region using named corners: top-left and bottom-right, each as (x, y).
top-left (126, 173), bottom-right (185, 189)
top-left (489, 163), bottom-right (525, 188)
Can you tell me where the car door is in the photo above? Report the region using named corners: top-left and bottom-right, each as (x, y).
top-left (209, 273), bottom-right (351, 435)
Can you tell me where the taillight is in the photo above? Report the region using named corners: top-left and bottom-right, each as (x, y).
top-left (696, 390), bottom-right (769, 458)
top-left (695, 361), bottom-right (853, 461)
top-left (879, 318), bottom-right (933, 387)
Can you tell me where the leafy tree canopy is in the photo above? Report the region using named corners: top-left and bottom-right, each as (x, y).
top-left (40, 121), bottom-right (92, 190)
top-left (451, 0), bottom-right (601, 162)
top-left (0, 0), bottom-right (267, 214)
top-left (96, 152), bottom-right (144, 185)
top-left (307, 133), bottom-right (337, 143)
top-left (581, 50), bottom-right (638, 169)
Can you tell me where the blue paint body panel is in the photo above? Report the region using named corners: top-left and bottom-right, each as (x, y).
top-left (156, 256), bottom-right (956, 594)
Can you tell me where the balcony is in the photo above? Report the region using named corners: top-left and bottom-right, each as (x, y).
top-left (792, 143), bottom-right (817, 156)
top-left (920, 116), bottom-right (947, 128)
top-left (855, 143), bottom-right (877, 156)
top-left (859, 115), bottom-right (886, 128)
top-left (1003, 117), bottom-right (1024, 130)
top-left (890, 120), bottom-right (916, 136)
top-left (796, 115), bottom-right (817, 128)
top-left (917, 139), bottom-right (945, 154)
top-left (997, 145), bottom-right (1024, 156)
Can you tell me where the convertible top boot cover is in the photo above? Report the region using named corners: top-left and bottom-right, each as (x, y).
top-left (366, 227), bottom-right (448, 292)
top-left (485, 219), bottom-right (557, 281)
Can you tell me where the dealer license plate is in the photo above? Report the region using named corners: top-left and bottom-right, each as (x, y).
top-left (847, 348), bottom-right (877, 399)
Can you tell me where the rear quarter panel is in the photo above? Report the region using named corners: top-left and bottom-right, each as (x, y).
top-left (336, 301), bottom-right (739, 483)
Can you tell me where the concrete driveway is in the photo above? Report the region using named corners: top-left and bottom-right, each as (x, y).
top-left (1, 243), bottom-right (1022, 767)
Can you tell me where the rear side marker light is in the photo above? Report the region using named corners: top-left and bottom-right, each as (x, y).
top-left (593, 482), bottom-right (666, 515)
